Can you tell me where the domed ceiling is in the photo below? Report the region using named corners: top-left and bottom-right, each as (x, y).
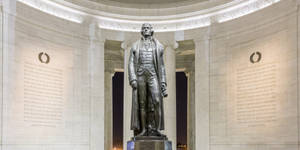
top-left (19, 0), bottom-right (282, 32)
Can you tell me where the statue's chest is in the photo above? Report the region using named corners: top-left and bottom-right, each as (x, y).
top-left (139, 42), bottom-right (154, 58)
top-left (139, 49), bottom-right (153, 62)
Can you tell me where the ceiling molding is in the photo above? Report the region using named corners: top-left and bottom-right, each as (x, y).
top-left (17, 0), bottom-right (281, 32)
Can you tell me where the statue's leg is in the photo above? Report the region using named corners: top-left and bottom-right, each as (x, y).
top-left (147, 92), bottom-right (155, 130)
top-left (148, 75), bottom-right (165, 137)
top-left (137, 75), bottom-right (147, 136)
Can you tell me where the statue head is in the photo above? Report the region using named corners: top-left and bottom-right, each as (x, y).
top-left (141, 23), bottom-right (154, 37)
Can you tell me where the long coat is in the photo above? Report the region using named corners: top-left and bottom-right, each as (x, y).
top-left (128, 38), bottom-right (166, 131)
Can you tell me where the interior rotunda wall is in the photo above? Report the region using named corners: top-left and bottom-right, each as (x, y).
top-left (0, 0), bottom-right (299, 150)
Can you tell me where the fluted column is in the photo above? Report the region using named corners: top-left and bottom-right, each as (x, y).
top-left (104, 69), bottom-right (114, 150)
top-left (194, 36), bottom-right (210, 150)
top-left (88, 21), bottom-right (105, 150)
top-left (180, 64), bottom-right (196, 150)
top-left (186, 68), bottom-right (195, 150)
top-left (122, 41), bottom-right (134, 150)
top-left (163, 42), bottom-right (178, 150)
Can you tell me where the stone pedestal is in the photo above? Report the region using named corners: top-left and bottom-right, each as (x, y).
top-left (127, 138), bottom-right (172, 150)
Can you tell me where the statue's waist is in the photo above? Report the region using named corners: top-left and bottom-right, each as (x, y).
top-left (139, 60), bottom-right (153, 64)
top-left (138, 63), bottom-right (155, 68)
top-left (139, 57), bottom-right (154, 64)
top-left (137, 63), bottom-right (156, 75)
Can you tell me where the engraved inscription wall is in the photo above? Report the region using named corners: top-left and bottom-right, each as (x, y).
top-left (235, 63), bottom-right (278, 127)
top-left (210, 25), bottom-right (297, 145)
top-left (23, 62), bottom-right (64, 127)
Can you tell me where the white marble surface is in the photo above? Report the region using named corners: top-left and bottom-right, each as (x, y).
top-left (163, 42), bottom-right (177, 150)
top-left (203, 1), bottom-right (298, 150)
top-left (1, 0), bottom-right (104, 149)
top-left (1, 0), bottom-right (300, 150)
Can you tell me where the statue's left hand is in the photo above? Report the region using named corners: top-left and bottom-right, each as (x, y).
top-left (161, 82), bottom-right (167, 89)
top-left (161, 82), bottom-right (168, 97)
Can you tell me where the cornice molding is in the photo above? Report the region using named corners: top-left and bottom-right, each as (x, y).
top-left (17, 0), bottom-right (281, 32)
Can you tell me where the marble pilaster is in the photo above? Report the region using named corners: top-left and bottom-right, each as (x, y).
top-left (2, 0), bottom-right (16, 149)
top-left (194, 36), bottom-right (210, 150)
top-left (88, 22), bottom-right (105, 150)
top-left (122, 41), bottom-right (134, 150)
top-left (163, 42), bottom-right (177, 150)
top-left (186, 69), bottom-right (195, 150)
top-left (104, 70), bottom-right (114, 150)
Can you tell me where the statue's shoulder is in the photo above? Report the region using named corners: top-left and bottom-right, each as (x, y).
top-left (131, 40), bottom-right (141, 50)
top-left (153, 38), bottom-right (164, 50)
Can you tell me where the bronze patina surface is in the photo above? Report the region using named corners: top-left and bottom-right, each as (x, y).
top-left (128, 23), bottom-right (168, 138)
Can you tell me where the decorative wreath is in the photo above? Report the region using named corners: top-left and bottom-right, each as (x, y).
top-left (250, 51), bottom-right (261, 64)
top-left (38, 52), bottom-right (50, 64)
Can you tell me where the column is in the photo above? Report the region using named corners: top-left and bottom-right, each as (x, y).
top-left (88, 21), bottom-right (105, 150)
top-left (194, 37), bottom-right (210, 150)
top-left (187, 68), bottom-right (195, 150)
top-left (104, 69), bottom-right (114, 150)
top-left (2, 0), bottom-right (16, 149)
top-left (122, 41), bottom-right (134, 150)
top-left (163, 42), bottom-right (177, 150)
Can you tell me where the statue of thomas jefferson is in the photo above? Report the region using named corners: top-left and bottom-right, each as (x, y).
top-left (128, 23), bottom-right (168, 138)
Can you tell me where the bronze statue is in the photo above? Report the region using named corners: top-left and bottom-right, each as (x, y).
top-left (128, 23), bottom-right (168, 138)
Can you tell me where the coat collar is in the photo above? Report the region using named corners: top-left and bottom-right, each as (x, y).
top-left (141, 36), bottom-right (153, 41)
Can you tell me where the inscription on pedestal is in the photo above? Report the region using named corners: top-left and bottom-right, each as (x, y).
top-left (23, 62), bottom-right (64, 127)
top-left (235, 63), bottom-right (278, 127)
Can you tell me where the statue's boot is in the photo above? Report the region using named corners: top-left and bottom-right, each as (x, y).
top-left (154, 105), bottom-right (166, 137)
top-left (137, 109), bottom-right (147, 136)
top-left (153, 129), bottom-right (166, 137)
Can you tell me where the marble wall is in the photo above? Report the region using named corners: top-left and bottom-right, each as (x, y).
top-left (1, 0), bottom-right (105, 149)
top-left (211, 2), bottom-right (298, 150)
top-left (1, 0), bottom-right (300, 150)
top-left (185, 0), bottom-right (300, 150)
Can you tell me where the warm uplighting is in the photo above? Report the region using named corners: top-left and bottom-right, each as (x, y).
top-left (17, 0), bottom-right (281, 32)
top-left (217, 0), bottom-right (281, 23)
top-left (177, 144), bottom-right (187, 150)
top-left (18, 0), bottom-right (84, 23)
top-left (113, 147), bottom-right (122, 150)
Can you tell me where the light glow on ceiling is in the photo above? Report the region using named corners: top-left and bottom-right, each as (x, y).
top-left (18, 0), bottom-right (85, 23)
top-left (18, 0), bottom-right (281, 32)
top-left (217, 0), bottom-right (281, 23)
top-left (97, 18), bottom-right (211, 32)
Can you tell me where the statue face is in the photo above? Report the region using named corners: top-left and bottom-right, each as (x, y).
top-left (141, 23), bottom-right (152, 37)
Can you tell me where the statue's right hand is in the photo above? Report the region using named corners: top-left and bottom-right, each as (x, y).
top-left (131, 80), bottom-right (137, 89)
